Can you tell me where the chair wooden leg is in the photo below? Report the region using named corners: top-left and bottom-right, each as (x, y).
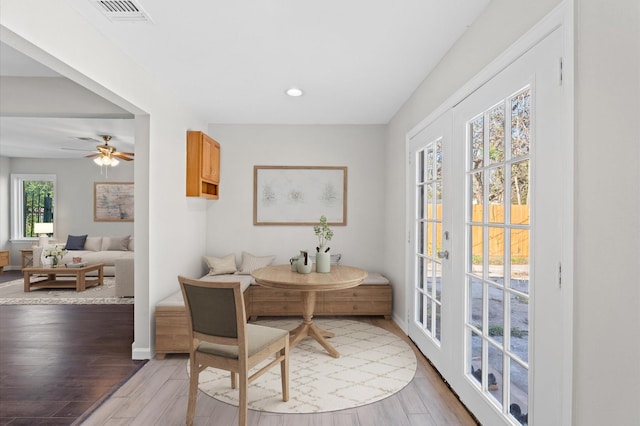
top-left (281, 343), bottom-right (289, 402)
top-left (238, 371), bottom-right (248, 426)
top-left (186, 355), bottom-right (199, 426)
top-left (231, 371), bottom-right (237, 389)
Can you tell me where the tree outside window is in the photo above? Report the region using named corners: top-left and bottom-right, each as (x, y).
top-left (11, 174), bottom-right (56, 240)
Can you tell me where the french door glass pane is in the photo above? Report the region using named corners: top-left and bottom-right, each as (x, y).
top-left (425, 294), bottom-right (432, 333)
top-left (471, 172), bottom-right (484, 219)
top-left (471, 115), bottom-right (484, 169)
top-left (489, 104), bottom-right (505, 164)
top-left (425, 259), bottom-right (434, 294)
top-left (488, 284), bottom-right (505, 343)
top-left (489, 167), bottom-right (505, 222)
top-left (434, 260), bottom-right (442, 302)
top-left (488, 342), bottom-right (504, 406)
top-left (488, 227), bottom-right (505, 283)
top-left (510, 229), bottom-right (529, 294)
top-left (436, 140), bottom-right (443, 179)
top-left (469, 277), bottom-right (483, 330)
top-left (511, 91), bottom-right (530, 158)
top-left (417, 221), bottom-right (425, 254)
top-left (511, 160), bottom-right (530, 222)
top-left (510, 359), bottom-right (529, 425)
top-left (470, 330), bottom-right (483, 385)
top-left (416, 289), bottom-right (424, 326)
top-left (435, 302), bottom-right (442, 341)
top-left (510, 292), bottom-right (529, 363)
top-left (470, 224), bottom-right (483, 266)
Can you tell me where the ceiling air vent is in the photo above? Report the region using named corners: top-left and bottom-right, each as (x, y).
top-left (92, 0), bottom-right (153, 22)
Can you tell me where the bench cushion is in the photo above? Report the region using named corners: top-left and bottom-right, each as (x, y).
top-left (158, 274), bottom-right (254, 307)
top-left (362, 272), bottom-right (390, 285)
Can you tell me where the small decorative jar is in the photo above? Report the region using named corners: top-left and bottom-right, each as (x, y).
top-left (297, 251), bottom-right (313, 274)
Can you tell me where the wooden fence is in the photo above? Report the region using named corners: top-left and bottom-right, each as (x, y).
top-left (425, 205), bottom-right (529, 261)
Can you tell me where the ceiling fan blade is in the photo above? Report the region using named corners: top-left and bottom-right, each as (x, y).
top-left (85, 153), bottom-right (100, 159)
top-left (113, 153), bottom-right (134, 161)
top-left (77, 137), bottom-right (101, 143)
top-left (61, 147), bottom-right (94, 152)
top-left (117, 152), bottom-right (135, 156)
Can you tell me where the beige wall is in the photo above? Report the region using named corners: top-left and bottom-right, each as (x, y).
top-left (206, 124), bottom-right (386, 273)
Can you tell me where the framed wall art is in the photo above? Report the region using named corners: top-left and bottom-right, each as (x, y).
top-left (94, 182), bottom-right (134, 222)
top-left (253, 166), bottom-right (347, 225)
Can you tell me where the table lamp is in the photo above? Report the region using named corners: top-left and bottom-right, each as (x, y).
top-left (34, 222), bottom-right (53, 247)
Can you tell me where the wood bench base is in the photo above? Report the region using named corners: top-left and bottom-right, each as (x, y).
top-left (155, 283), bottom-right (392, 359)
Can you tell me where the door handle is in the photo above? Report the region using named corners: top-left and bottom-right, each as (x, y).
top-left (437, 250), bottom-right (449, 260)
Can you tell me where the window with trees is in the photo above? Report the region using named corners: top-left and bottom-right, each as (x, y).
top-left (11, 174), bottom-right (56, 240)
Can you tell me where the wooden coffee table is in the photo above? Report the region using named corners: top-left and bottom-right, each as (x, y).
top-left (251, 264), bottom-right (367, 358)
top-left (23, 263), bottom-right (105, 292)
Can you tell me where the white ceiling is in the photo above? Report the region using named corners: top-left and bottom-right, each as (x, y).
top-left (0, 0), bottom-right (490, 158)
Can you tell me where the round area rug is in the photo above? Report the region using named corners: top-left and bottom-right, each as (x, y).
top-left (192, 318), bottom-right (417, 413)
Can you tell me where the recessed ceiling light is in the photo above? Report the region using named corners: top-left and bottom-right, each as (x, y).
top-left (286, 88), bottom-right (303, 97)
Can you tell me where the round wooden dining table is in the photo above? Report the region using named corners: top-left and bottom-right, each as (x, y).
top-left (251, 264), bottom-right (367, 358)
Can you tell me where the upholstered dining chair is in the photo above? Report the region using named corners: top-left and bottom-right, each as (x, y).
top-left (178, 276), bottom-right (290, 426)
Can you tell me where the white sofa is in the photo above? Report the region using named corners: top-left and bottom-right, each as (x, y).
top-left (33, 235), bottom-right (134, 277)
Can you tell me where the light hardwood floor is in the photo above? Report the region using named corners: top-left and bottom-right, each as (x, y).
top-left (83, 318), bottom-right (479, 425)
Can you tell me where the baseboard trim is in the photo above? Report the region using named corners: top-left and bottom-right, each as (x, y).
top-left (132, 344), bottom-right (152, 360)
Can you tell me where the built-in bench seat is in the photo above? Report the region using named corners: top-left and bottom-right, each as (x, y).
top-left (154, 272), bottom-right (392, 359)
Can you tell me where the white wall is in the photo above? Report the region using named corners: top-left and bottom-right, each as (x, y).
top-left (574, 0), bottom-right (640, 424)
top-left (205, 124), bottom-right (386, 273)
top-left (1, 0), bottom-right (209, 359)
top-left (2, 157), bottom-right (134, 266)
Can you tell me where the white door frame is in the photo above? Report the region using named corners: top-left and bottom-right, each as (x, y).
top-left (405, 2), bottom-right (573, 425)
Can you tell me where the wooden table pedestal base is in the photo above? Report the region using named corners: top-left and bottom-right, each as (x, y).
top-left (288, 291), bottom-right (340, 357)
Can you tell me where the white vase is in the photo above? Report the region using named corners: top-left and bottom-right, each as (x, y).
top-left (316, 246), bottom-right (330, 273)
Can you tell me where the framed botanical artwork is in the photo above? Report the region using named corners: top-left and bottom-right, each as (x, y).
top-left (94, 182), bottom-right (134, 222)
top-left (253, 166), bottom-right (347, 226)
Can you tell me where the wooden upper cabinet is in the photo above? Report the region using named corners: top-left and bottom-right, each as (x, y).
top-left (186, 131), bottom-right (220, 199)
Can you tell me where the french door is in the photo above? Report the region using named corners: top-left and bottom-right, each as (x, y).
top-left (407, 112), bottom-right (452, 368)
top-left (408, 27), bottom-right (568, 425)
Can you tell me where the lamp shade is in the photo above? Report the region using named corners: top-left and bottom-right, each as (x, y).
top-left (34, 222), bottom-right (53, 235)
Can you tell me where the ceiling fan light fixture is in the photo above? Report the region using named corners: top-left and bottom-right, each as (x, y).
top-left (93, 154), bottom-right (119, 167)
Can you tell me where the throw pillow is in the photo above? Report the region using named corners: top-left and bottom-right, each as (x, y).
top-left (65, 234), bottom-right (87, 250)
top-left (237, 251), bottom-right (276, 275)
top-left (84, 237), bottom-right (102, 252)
top-left (204, 253), bottom-right (237, 275)
top-left (102, 236), bottom-right (130, 251)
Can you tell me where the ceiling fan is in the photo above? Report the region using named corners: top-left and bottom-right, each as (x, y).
top-left (82, 135), bottom-right (134, 165)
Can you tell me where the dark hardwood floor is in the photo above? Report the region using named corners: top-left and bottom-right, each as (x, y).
top-left (0, 270), bottom-right (146, 425)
